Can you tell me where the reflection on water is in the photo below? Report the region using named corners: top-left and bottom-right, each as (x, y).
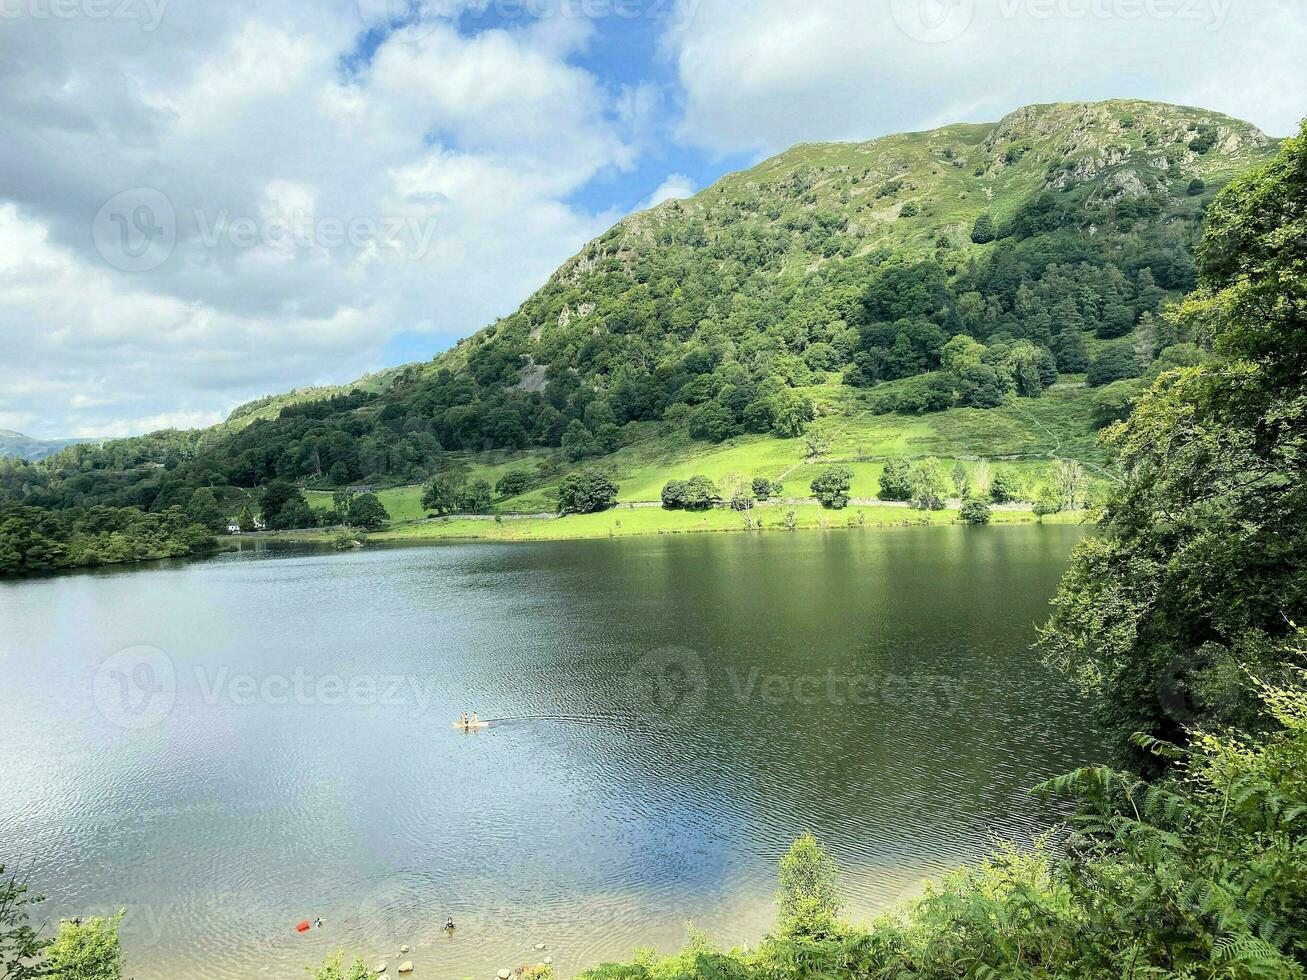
top-left (0, 526), bottom-right (1100, 978)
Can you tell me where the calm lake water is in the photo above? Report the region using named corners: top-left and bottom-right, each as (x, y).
top-left (0, 526), bottom-right (1100, 979)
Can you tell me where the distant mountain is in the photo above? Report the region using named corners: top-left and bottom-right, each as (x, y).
top-left (0, 429), bottom-right (103, 462)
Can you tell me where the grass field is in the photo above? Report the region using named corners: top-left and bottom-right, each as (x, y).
top-left (297, 383), bottom-right (1112, 532)
top-left (277, 499), bottom-right (1090, 547)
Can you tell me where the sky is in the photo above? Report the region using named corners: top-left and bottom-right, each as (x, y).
top-left (2, 0), bottom-right (1305, 438)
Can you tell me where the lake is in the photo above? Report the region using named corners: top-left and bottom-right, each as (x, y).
top-left (0, 525), bottom-right (1100, 979)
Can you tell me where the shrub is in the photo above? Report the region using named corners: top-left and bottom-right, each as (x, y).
top-left (495, 470), bottom-right (534, 499)
top-left (810, 467), bottom-right (853, 509)
top-left (556, 471), bottom-right (619, 515)
top-left (776, 834), bottom-right (841, 937)
top-left (959, 500), bottom-right (992, 524)
top-left (878, 457), bottom-right (914, 500)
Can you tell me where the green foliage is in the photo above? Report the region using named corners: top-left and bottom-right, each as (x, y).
top-left (260, 480), bottom-right (317, 530)
top-left (661, 475), bottom-right (720, 511)
top-left (909, 458), bottom-right (949, 511)
top-left (421, 472), bottom-right (465, 515)
top-left (810, 466), bottom-right (852, 509)
top-left (877, 457), bottom-right (914, 501)
top-left (1041, 118), bottom-right (1307, 765)
top-left (970, 211), bottom-right (996, 244)
top-left (0, 504), bottom-right (216, 574)
top-left (495, 469), bottom-right (535, 499)
top-left (308, 953), bottom-right (371, 980)
top-left (1, 865), bottom-right (49, 980)
top-left (45, 914), bottom-right (125, 980)
top-left (959, 500), bottom-right (992, 525)
top-left (344, 493), bottom-right (388, 530)
top-left (777, 835), bottom-right (842, 938)
top-left (557, 470), bottom-right (619, 515)
top-left (988, 470), bottom-right (1022, 503)
top-left (1086, 341), bottom-right (1141, 387)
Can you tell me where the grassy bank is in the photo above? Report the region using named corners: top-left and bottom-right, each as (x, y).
top-left (275, 501), bottom-right (1089, 546)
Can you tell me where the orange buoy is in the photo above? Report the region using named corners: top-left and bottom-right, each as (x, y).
top-left (295, 920), bottom-right (311, 934)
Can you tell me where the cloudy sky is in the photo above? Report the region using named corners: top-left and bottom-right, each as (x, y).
top-left (2, 0), bottom-right (1304, 438)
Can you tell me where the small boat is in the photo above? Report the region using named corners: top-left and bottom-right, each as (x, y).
top-left (451, 720), bottom-right (490, 731)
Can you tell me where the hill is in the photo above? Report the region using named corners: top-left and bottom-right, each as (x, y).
top-left (0, 99), bottom-right (1282, 556)
top-left (0, 429), bottom-right (102, 462)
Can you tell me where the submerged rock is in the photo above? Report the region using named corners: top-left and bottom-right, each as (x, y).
top-left (397, 962), bottom-right (413, 974)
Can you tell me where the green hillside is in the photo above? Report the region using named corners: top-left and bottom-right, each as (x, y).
top-left (0, 100), bottom-right (1283, 567)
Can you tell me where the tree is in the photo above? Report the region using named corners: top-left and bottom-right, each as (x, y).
top-left (45, 914), bottom-right (124, 980)
top-left (345, 493), bottom-right (388, 530)
top-left (878, 457), bottom-right (913, 501)
top-left (556, 470), bottom-right (618, 515)
top-left (662, 475), bottom-right (718, 511)
top-left (260, 480), bottom-right (315, 530)
top-left (970, 211), bottom-right (996, 244)
top-left (561, 420), bottom-right (596, 461)
top-left (909, 458), bottom-right (949, 510)
top-left (1, 865), bottom-right (49, 980)
top-left (1055, 329), bottom-right (1089, 373)
top-left (957, 363), bottom-right (1006, 408)
top-left (1040, 119), bottom-right (1307, 765)
top-left (972, 459), bottom-right (992, 499)
top-left (951, 462), bottom-right (971, 500)
top-left (777, 834), bottom-right (841, 937)
top-left (495, 470), bottom-right (533, 499)
top-left (1086, 341), bottom-right (1141, 387)
top-left (959, 500), bottom-right (992, 525)
top-left (751, 477), bottom-right (774, 500)
top-left (186, 488), bottom-right (225, 532)
top-left (237, 505), bottom-right (256, 533)
top-left (457, 480), bottom-right (493, 514)
top-left (810, 466), bottom-right (852, 509)
top-left (989, 470), bottom-right (1022, 503)
top-left (1052, 460), bottom-right (1087, 511)
top-left (802, 424), bottom-right (834, 460)
top-left (421, 472), bottom-right (465, 516)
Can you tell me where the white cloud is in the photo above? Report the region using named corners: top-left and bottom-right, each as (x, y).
top-left (639, 173), bottom-right (697, 210)
top-left (0, 1), bottom-right (641, 437)
top-left (665, 0), bottom-right (1307, 156)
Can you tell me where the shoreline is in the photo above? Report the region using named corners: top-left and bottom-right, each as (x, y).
top-left (267, 502), bottom-right (1093, 547)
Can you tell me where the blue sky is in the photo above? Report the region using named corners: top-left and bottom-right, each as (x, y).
top-left (1, 0), bottom-right (1305, 437)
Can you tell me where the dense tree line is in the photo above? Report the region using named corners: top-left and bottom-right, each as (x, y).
top-left (0, 503), bottom-right (217, 575)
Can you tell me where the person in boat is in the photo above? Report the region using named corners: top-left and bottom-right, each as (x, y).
top-left (457, 711), bottom-right (468, 727)
top-left (469, 712), bottom-right (479, 726)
